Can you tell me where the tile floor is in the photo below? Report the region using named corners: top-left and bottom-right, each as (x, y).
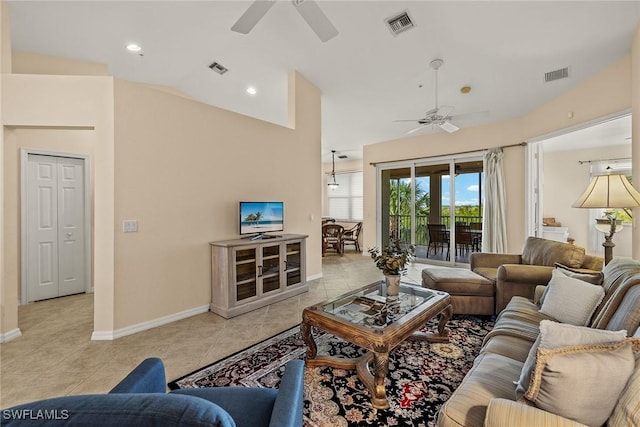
top-left (0, 253), bottom-right (428, 408)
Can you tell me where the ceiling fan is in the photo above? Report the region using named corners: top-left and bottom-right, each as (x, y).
top-left (395, 59), bottom-right (472, 134)
top-left (231, 0), bottom-right (338, 43)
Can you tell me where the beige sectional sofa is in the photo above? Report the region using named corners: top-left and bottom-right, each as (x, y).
top-left (471, 236), bottom-right (604, 314)
top-left (438, 257), bottom-right (640, 427)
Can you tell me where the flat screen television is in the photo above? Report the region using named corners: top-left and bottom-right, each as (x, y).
top-left (239, 201), bottom-right (284, 237)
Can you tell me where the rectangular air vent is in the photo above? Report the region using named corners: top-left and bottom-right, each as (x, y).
top-left (544, 67), bottom-right (569, 83)
top-left (209, 61), bottom-right (228, 75)
top-left (338, 155), bottom-right (348, 159)
top-left (385, 11), bottom-right (414, 36)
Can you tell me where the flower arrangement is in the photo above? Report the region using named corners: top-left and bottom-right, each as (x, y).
top-left (368, 240), bottom-right (415, 276)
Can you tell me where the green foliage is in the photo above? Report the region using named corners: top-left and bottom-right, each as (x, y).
top-left (368, 240), bottom-right (415, 276)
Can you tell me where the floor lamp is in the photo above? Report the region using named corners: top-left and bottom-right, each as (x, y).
top-left (572, 171), bottom-right (640, 265)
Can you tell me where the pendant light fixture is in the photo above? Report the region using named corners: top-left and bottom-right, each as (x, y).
top-left (327, 150), bottom-right (339, 189)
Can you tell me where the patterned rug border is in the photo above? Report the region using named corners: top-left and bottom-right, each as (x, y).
top-left (168, 323), bottom-right (306, 390)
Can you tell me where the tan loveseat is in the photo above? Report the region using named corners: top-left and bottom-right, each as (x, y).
top-left (471, 236), bottom-right (603, 313)
top-left (437, 257), bottom-right (640, 427)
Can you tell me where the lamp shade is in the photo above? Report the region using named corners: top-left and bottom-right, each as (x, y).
top-left (572, 173), bottom-right (640, 209)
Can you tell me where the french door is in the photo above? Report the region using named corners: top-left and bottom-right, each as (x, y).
top-left (379, 155), bottom-right (484, 265)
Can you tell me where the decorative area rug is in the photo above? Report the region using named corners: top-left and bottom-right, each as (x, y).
top-left (169, 315), bottom-right (494, 427)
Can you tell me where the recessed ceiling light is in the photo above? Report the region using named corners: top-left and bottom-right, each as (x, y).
top-left (126, 43), bottom-right (142, 52)
top-left (246, 86), bottom-right (257, 95)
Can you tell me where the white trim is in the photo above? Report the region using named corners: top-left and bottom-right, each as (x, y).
top-left (307, 272), bottom-right (323, 282)
top-left (526, 109), bottom-right (631, 145)
top-left (20, 148), bottom-right (92, 305)
top-left (91, 304), bottom-right (210, 341)
top-left (0, 328), bottom-right (22, 343)
top-left (524, 110), bottom-right (632, 243)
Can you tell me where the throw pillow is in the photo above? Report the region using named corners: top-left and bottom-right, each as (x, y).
top-left (539, 268), bottom-right (604, 325)
top-left (608, 350), bottom-right (640, 426)
top-left (514, 320), bottom-right (627, 399)
top-left (524, 340), bottom-right (635, 427)
top-left (553, 262), bottom-right (604, 285)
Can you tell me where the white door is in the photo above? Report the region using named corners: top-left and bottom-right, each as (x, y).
top-left (26, 154), bottom-right (86, 302)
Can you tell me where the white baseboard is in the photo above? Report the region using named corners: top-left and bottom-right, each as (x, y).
top-left (91, 304), bottom-right (210, 341)
top-left (0, 328), bottom-right (22, 343)
top-left (307, 272), bottom-right (322, 282)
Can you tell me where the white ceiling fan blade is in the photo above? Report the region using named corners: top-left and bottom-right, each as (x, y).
top-left (293, 0), bottom-right (338, 42)
top-left (231, 0), bottom-right (276, 34)
top-left (394, 119), bottom-right (426, 123)
top-left (438, 121), bottom-right (459, 133)
top-left (407, 124), bottom-right (429, 134)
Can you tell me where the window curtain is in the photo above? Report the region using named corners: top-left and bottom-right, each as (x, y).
top-left (482, 148), bottom-right (507, 252)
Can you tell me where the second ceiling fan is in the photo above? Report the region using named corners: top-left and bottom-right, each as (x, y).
top-left (395, 59), bottom-right (479, 134)
top-left (231, 0), bottom-right (338, 43)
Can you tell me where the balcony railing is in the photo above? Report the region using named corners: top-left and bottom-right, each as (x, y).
top-left (389, 214), bottom-right (482, 245)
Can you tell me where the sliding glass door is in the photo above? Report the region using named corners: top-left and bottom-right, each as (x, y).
top-left (379, 156), bottom-right (484, 265)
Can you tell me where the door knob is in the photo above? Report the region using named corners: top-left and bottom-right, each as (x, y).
top-left (66, 232), bottom-right (73, 237)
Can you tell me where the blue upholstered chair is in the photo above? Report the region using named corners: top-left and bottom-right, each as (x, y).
top-left (2, 357), bottom-right (304, 427)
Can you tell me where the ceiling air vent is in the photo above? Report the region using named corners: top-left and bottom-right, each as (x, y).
top-left (209, 61), bottom-right (228, 75)
top-left (385, 11), bottom-right (414, 36)
top-left (544, 67), bottom-right (569, 83)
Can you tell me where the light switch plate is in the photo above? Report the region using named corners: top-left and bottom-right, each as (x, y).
top-left (123, 220), bottom-right (138, 233)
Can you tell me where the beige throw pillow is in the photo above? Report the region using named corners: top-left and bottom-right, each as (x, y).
top-left (515, 320), bottom-right (627, 400)
top-left (608, 351), bottom-right (640, 426)
top-left (539, 268), bottom-right (604, 326)
top-left (525, 341), bottom-right (635, 427)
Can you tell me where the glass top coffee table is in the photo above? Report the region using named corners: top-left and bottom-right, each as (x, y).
top-left (301, 280), bottom-right (452, 409)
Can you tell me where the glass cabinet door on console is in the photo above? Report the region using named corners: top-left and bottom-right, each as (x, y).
top-left (233, 246), bottom-right (258, 301)
top-left (261, 244), bottom-right (281, 293)
top-left (285, 241), bottom-right (303, 287)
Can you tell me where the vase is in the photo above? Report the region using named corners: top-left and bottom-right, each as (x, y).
top-left (385, 274), bottom-right (400, 297)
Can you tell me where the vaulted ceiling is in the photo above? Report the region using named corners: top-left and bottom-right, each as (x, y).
top-left (8, 1), bottom-right (640, 159)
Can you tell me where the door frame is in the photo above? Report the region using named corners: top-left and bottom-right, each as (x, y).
top-left (20, 148), bottom-right (92, 305)
top-left (376, 151), bottom-right (484, 266)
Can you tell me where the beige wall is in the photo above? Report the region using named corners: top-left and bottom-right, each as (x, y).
top-left (1, 66), bottom-right (320, 338)
top-left (633, 23), bottom-right (640, 260)
top-left (2, 74), bottom-right (116, 338)
top-left (542, 144), bottom-right (633, 256)
top-left (12, 52), bottom-right (108, 76)
top-left (0, 1), bottom-right (9, 339)
top-left (363, 53), bottom-right (634, 255)
top-left (112, 72), bottom-right (321, 329)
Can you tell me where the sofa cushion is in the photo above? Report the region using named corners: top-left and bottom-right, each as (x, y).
top-left (1, 393), bottom-right (236, 427)
top-left (515, 320), bottom-right (627, 400)
top-left (437, 353), bottom-right (524, 427)
top-left (608, 351), bottom-right (640, 426)
top-left (525, 340), bottom-right (635, 427)
top-left (521, 237), bottom-right (585, 268)
top-left (539, 269), bottom-right (604, 326)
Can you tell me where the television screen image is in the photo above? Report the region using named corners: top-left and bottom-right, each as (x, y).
top-left (239, 202), bottom-right (284, 235)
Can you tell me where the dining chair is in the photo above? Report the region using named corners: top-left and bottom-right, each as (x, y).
top-left (427, 224), bottom-right (450, 259)
top-left (342, 222), bottom-right (362, 252)
top-left (322, 223), bottom-right (344, 256)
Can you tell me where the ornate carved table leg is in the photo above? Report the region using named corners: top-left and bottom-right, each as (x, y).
top-left (300, 319), bottom-right (317, 360)
top-left (371, 352), bottom-right (390, 409)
